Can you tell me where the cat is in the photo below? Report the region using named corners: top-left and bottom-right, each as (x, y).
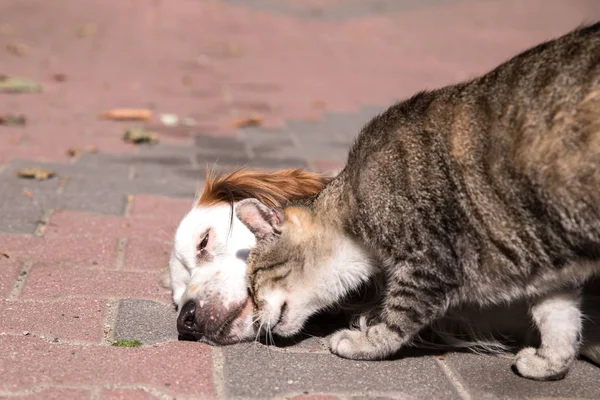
top-left (234, 23), bottom-right (600, 381)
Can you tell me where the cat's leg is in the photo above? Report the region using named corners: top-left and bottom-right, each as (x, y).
top-left (330, 261), bottom-right (454, 360)
top-left (513, 289), bottom-right (582, 380)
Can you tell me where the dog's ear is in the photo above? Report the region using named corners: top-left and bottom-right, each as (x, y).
top-left (235, 198), bottom-right (284, 240)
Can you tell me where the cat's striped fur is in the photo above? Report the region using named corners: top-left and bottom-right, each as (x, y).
top-left (237, 23), bottom-right (600, 381)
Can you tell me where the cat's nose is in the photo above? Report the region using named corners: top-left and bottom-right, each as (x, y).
top-left (177, 300), bottom-right (198, 339)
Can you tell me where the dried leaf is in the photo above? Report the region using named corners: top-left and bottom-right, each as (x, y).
top-left (51, 73), bottom-right (67, 82)
top-left (66, 148), bottom-right (81, 158)
top-left (23, 190), bottom-right (32, 198)
top-left (99, 108), bottom-right (152, 121)
top-left (229, 114), bottom-right (263, 128)
top-left (17, 168), bottom-right (56, 181)
top-left (0, 114), bottom-right (26, 126)
top-left (123, 128), bottom-right (159, 144)
top-left (0, 252), bottom-right (9, 259)
top-left (6, 42), bottom-right (28, 56)
top-left (0, 77), bottom-right (42, 93)
top-left (85, 145), bottom-right (98, 153)
top-left (435, 355), bottom-right (446, 361)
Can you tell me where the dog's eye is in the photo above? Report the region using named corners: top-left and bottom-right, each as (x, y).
top-left (197, 232), bottom-right (209, 252)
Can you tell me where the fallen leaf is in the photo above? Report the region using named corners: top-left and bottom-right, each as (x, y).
top-left (23, 190), bottom-right (32, 198)
top-left (6, 42), bottom-right (28, 56)
top-left (66, 148), bottom-right (81, 158)
top-left (50, 73), bottom-right (67, 82)
top-left (0, 252), bottom-right (9, 259)
top-left (37, 224), bottom-right (47, 235)
top-left (123, 128), bottom-right (159, 144)
top-left (99, 108), bottom-right (152, 121)
top-left (17, 168), bottom-right (56, 181)
top-left (77, 23), bottom-right (97, 38)
top-left (126, 194), bottom-right (135, 203)
top-left (435, 355), bottom-right (446, 361)
top-left (0, 76), bottom-right (42, 93)
top-left (229, 114), bottom-right (263, 128)
top-left (85, 145), bottom-right (98, 153)
top-left (0, 114), bottom-right (26, 125)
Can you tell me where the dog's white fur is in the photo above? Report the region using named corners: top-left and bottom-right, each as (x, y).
top-left (169, 203), bottom-right (256, 342)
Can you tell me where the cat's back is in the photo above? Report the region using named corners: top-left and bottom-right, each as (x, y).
top-left (342, 23), bottom-right (600, 263)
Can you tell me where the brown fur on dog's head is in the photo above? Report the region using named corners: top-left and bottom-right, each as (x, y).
top-left (198, 168), bottom-right (331, 208)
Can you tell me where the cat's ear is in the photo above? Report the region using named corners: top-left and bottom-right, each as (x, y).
top-left (235, 198), bottom-right (284, 240)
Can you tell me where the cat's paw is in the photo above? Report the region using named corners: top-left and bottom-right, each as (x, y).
top-left (513, 347), bottom-right (569, 381)
top-left (330, 329), bottom-right (378, 360)
top-left (330, 324), bottom-right (401, 360)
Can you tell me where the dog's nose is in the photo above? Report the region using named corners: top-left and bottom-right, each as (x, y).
top-left (177, 300), bottom-right (198, 337)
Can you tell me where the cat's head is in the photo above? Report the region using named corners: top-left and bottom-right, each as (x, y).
top-left (236, 198), bottom-right (375, 337)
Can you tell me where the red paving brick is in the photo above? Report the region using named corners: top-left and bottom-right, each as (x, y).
top-left (20, 264), bottom-right (170, 302)
top-left (0, 299), bottom-right (104, 343)
top-left (5, 388), bottom-right (92, 400)
top-left (44, 209), bottom-right (178, 242)
top-left (124, 238), bottom-right (171, 271)
top-left (101, 388), bottom-right (161, 400)
top-left (0, 336), bottom-right (214, 397)
top-left (1, 234), bottom-right (117, 268)
top-left (128, 195), bottom-right (192, 221)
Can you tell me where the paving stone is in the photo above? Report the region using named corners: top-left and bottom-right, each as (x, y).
top-left (0, 160), bottom-right (63, 234)
top-left (58, 153), bottom-right (132, 215)
top-left (0, 299), bottom-right (104, 343)
top-left (221, 0), bottom-right (468, 20)
top-left (249, 157), bottom-right (309, 170)
top-left (0, 336), bottom-right (213, 397)
top-left (194, 134), bottom-right (247, 153)
top-left (0, 259), bottom-right (21, 298)
top-left (114, 299), bottom-right (178, 345)
top-left (1, 234), bottom-right (118, 268)
top-left (7, 388), bottom-right (92, 400)
top-left (20, 264), bottom-right (170, 302)
top-left (445, 352), bottom-right (600, 399)
top-left (124, 238), bottom-right (172, 271)
top-left (128, 195), bottom-right (192, 221)
top-left (102, 389), bottom-right (160, 400)
top-left (130, 164), bottom-right (200, 199)
top-left (222, 345), bottom-right (460, 399)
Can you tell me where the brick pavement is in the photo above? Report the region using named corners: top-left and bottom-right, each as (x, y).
top-left (1, 0), bottom-right (600, 399)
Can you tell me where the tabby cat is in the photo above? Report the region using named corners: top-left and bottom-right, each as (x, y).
top-left (236, 23), bottom-right (600, 381)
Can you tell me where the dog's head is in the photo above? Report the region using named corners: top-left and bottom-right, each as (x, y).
top-left (169, 168), bottom-right (330, 344)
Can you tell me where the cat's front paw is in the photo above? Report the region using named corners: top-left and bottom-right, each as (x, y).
top-left (330, 324), bottom-right (402, 360)
top-left (513, 347), bottom-right (570, 381)
top-left (330, 329), bottom-right (377, 360)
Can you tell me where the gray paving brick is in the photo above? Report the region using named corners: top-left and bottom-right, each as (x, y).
top-left (59, 153), bottom-right (132, 215)
top-left (445, 352), bottom-right (600, 399)
top-left (194, 134), bottom-right (247, 153)
top-left (0, 160), bottom-right (64, 233)
top-left (221, 0), bottom-right (468, 20)
top-left (130, 164), bottom-right (200, 199)
top-left (222, 345), bottom-right (460, 399)
top-left (114, 299), bottom-right (178, 345)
